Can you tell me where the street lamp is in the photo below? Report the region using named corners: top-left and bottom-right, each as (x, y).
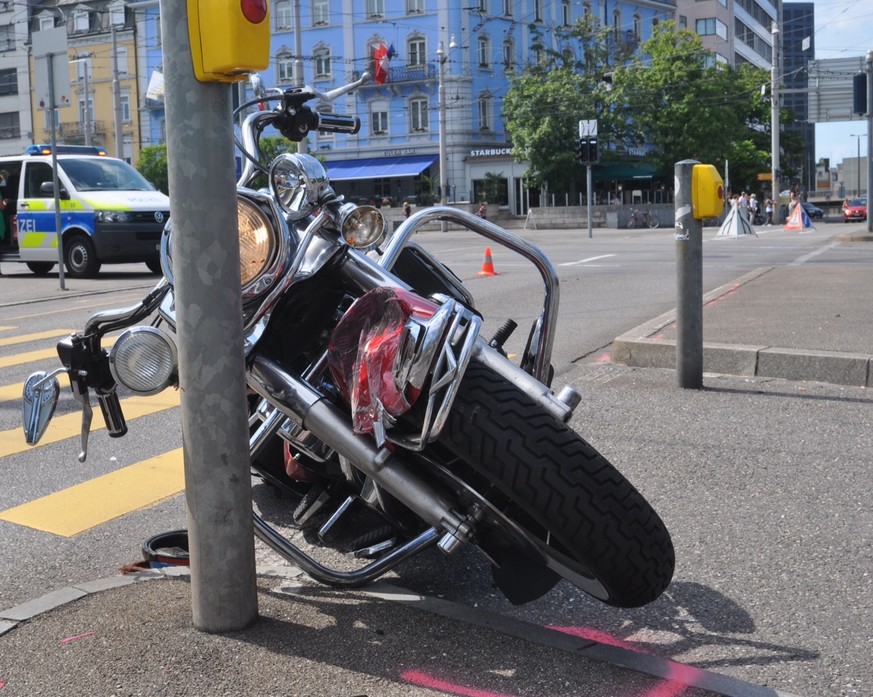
top-left (437, 41), bottom-right (447, 207)
top-left (849, 133), bottom-right (865, 196)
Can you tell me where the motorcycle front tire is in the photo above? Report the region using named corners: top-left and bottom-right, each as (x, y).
top-left (438, 360), bottom-right (674, 608)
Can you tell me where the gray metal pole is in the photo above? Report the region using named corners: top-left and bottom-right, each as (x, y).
top-left (586, 164), bottom-right (593, 238)
top-left (46, 54), bottom-right (66, 291)
top-left (770, 20), bottom-right (782, 225)
top-left (674, 160), bottom-right (703, 389)
top-left (111, 24), bottom-right (124, 160)
top-left (161, 0), bottom-right (258, 632)
top-left (293, 0), bottom-right (306, 154)
top-left (867, 49), bottom-right (873, 232)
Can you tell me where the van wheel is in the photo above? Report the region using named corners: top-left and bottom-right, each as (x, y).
top-left (145, 258), bottom-right (162, 275)
top-left (26, 262), bottom-right (55, 275)
top-left (64, 235), bottom-right (101, 278)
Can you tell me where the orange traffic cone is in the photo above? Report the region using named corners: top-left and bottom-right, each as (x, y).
top-left (478, 247), bottom-right (498, 276)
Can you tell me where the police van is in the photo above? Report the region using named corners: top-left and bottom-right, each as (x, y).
top-left (0, 147), bottom-right (169, 277)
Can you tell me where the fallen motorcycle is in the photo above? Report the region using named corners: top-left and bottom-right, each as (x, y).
top-left (22, 73), bottom-right (674, 607)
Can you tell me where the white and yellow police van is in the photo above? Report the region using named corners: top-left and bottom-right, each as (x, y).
top-left (0, 146), bottom-right (169, 277)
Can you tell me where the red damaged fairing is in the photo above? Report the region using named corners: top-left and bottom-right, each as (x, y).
top-left (328, 286), bottom-right (439, 435)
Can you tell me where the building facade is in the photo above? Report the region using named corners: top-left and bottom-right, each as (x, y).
top-left (0, 0), bottom-right (35, 156)
top-left (29, 0), bottom-right (142, 163)
top-left (782, 2), bottom-right (814, 194)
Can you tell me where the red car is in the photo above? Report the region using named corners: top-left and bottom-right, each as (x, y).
top-left (843, 197), bottom-right (868, 223)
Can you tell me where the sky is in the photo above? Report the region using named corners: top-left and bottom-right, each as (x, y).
top-left (809, 0), bottom-right (873, 167)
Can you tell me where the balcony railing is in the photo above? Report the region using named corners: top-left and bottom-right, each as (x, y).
top-left (354, 62), bottom-right (437, 85)
top-left (59, 120), bottom-right (106, 137)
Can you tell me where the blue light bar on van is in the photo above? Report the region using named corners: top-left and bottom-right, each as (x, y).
top-left (25, 144), bottom-right (107, 156)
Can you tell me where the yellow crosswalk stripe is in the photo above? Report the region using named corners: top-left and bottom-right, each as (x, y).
top-left (0, 330), bottom-right (76, 348)
top-left (0, 347), bottom-right (61, 369)
top-left (0, 448), bottom-right (185, 537)
top-left (0, 381), bottom-right (24, 403)
top-left (0, 390), bottom-right (181, 458)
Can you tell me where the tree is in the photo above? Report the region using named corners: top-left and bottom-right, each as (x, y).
top-left (503, 18), bottom-right (622, 196)
top-left (610, 22), bottom-right (774, 189)
top-left (136, 144), bottom-right (168, 194)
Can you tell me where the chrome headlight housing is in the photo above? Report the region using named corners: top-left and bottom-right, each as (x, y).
top-left (109, 326), bottom-right (178, 395)
top-left (337, 203), bottom-right (385, 249)
top-left (269, 153), bottom-right (330, 220)
top-left (159, 191), bottom-right (293, 302)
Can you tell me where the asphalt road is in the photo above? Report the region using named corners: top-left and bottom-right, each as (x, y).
top-left (1, 217), bottom-right (871, 696)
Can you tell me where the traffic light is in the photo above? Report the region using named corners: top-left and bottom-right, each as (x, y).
top-left (587, 138), bottom-right (599, 164)
top-left (575, 138), bottom-right (600, 164)
top-left (187, 0), bottom-right (271, 82)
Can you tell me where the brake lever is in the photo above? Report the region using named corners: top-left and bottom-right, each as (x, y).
top-left (69, 371), bottom-right (93, 463)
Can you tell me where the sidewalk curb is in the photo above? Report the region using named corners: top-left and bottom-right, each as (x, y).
top-left (612, 267), bottom-right (873, 387)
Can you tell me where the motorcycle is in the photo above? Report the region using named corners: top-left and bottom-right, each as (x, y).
top-left (21, 74), bottom-right (674, 608)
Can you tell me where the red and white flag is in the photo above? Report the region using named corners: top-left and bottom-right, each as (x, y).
top-left (374, 44), bottom-right (390, 84)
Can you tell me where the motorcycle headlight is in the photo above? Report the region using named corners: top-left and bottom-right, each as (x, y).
top-left (270, 153), bottom-right (330, 220)
top-left (109, 327), bottom-right (178, 395)
top-left (159, 193), bottom-right (289, 300)
top-left (338, 203), bottom-right (385, 249)
top-left (237, 196), bottom-right (275, 287)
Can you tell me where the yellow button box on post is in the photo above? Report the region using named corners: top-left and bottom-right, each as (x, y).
top-left (188, 0), bottom-right (270, 82)
top-left (691, 164), bottom-right (725, 219)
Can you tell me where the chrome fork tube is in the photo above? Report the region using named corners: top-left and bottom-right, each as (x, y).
top-left (246, 354), bottom-right (469, 539)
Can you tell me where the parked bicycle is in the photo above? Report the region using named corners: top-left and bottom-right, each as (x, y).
top-left (627, 208), bottom-right (661, 229)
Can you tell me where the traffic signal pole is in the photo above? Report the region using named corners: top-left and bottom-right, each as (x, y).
top-left (161, 0), bottom-right (258, 632)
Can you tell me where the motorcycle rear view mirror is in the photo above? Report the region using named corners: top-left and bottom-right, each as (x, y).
top-left (22, 370), bottom-right (63, 445)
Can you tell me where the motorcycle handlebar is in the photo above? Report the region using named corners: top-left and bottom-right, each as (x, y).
top-left (315, 112), bottom-right (360, 135)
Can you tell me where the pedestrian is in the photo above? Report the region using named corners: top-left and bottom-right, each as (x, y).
top-left (765, 197), bottom-right (773, 226)
top-left (477, 202), bottom-right (487, 220)
top-left (748, 193), bottom-right (758, 223)
top-left (403, 200), bottom-right (411, 218)
top-left (738, 192), bottom-right (749, 219)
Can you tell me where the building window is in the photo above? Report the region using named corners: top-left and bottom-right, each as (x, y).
top-left (74, 9), bottom-right (90, 33)
top-left (633, 13), bottom-right (641, 38)
top-left (0, 68), bottom-right (17, 96)
top-left (476, 0), bottom-right (486, 11)
top-left (502, 38), bottom-right (514, 70)
top-left (562, 0), bottom-right (571, 26)
top-left (277, 51), bottom-right (294, 82)
top-left (154, 15), bottom-right (162, 46)
top-left (314, 46), bottom-right (331, 77)
top-left (74, 56), bottom-right (93, 81)
top-left (0, 111), bottom-right (21, 140)
top-left (121, 92), bottom-right (131, 122)
top-left (116, 47), bottom-right (129, 75)
top-left (409, 97), bottom-right (428, 132)
top-left (696, 17), bottom-right (727, 40)
top-left (477, 35), bottom-right (491, 68)
top-left (408, 38), bottom-right (426, 67)
top-left (0, 24), bottom-right (13, 51)
top-left (38, 14), bottom-right (55, 31)
top-left (478, 93), bottom-right (492, 131)
top-left (407, 0), bottom-right (425, 13)
top-left (78, 95), bottom-right (93, 126)
top-left (371, 102), bottom-right (388, 135)
top-left (534, 0), bottom-right (543, 21)
top-left (678, 15), bottom-right (687, 29)
top-left (367, 0), bottom-right (385, 19)
top-left (313, 0), bottom-right (329, 26)
top-left (502, 0), bottom-right (512, 16)
top-left (109, 3), bottom-right (125, 27)
top-left (275, 0), bottom-right (291, 29)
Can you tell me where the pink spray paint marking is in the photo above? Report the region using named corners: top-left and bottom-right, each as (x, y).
top-left (595, 352), bottom-right (612, 363)
top-left (0, 677), bottom-right (6, 689)
top-left (548, 625), bottom-right (694, 697)
top-left (401, 669), bottom-right (518, 697)
top-left (60, 631), bottom-right (94, 645)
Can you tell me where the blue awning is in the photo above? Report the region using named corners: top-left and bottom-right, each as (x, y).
top-left (325, 154), bottom-right (437, 181)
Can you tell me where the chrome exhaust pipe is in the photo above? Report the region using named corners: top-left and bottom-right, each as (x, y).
top-left (246, 355), bottom-right (469, 540)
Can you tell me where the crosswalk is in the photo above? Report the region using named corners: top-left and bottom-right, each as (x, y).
top-left (0, 309), bottom-right (185, 538)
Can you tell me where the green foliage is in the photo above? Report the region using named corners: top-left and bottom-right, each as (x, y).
top-left (504, 20), bottom-right (799, 196)
top-left (136, 145), bottom-right (168, 194)
top-left (503, 17), bottom-right (622, 195)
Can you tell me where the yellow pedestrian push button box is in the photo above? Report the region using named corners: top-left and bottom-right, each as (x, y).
top-left (691, 164), bottom-right (725, 219)
top-left (187, 0), bottom-right (271, 82)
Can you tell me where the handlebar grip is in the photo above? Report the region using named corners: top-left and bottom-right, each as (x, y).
top-left (315, 113), bottom-right (360, 135)
top-left (97, 390), bottom-right (128, 438)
